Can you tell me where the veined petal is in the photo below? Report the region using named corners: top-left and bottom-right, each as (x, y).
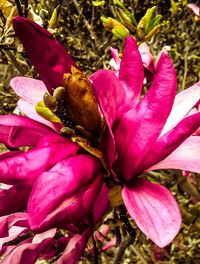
top-left (0, 115), bottom-right (56, 148)
top-left (114, 53), bottom-right (177, 181)
top-left (160, 81), bottom-right (200, 136)
top-left (122, 179), bottom-right (181, 248)
top-left (139, 112), bottom-right (200, 172)
top-left (148, 136), bottom-right (200, 173)
top-left (17, 99), bottom-right (62, 132)
top-left (13, 17), bottom-right (77, 93)
top-left (0, 184), bottom-right (31, 216)
top-left (10, 77), bottom-right (47, 104)
top-left (119, 36), bottom-right (144, 109)
top-left (57, 228), bottom-right (90, 264)
top-left (90, 70), bottom-right (125, 129)
top-left (90, 70), bottom-right (125, 167)
top-left (28, 155), bottom-right (103, 232)
top-left (0, 138), bottom-right (79, 185)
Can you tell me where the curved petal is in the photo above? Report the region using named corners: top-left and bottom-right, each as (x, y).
top-left (28, 155), bottom-right (103, 232)
top-left (0, 213), bottom-right (28, 238)
top-left (114, 53), bottom-right (177, 181)
top-left (0, 115), bottom-right (56, 148)
top-left (91, 70), bottom-right (125, 167)
top-left (122, 179), bottom-right (181, 248)
top-left (139, 112), bottom-right (200, 172)
top-left (91, 70), bottom-right (125, 129)
top-left (0, 184), bottom-right (31, 216)
top-left (0, 138), bottom-right (79, 185)
top-left (160, 81), bottom-right (200, 136)
top-left (10, 77), bottom-right (47, 104)
top-left (138, 42), bottom-right (154, 73)
top-left (148, 136), bottom-right (200, 173)
top-left (57, 228), bottom-right (90, 264)
top-left (119, 36), bottom-right (144, 109)
top-left (17, 99), bottom-right (62, 132)
top-left (13, 17), bottom-right (77, 93)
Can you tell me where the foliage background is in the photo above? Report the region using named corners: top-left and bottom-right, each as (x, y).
top-left (0, 0), bottom-right (200, 263)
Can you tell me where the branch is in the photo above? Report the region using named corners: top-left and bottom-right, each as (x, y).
top-left (15, 0), bottom-right (24, 17)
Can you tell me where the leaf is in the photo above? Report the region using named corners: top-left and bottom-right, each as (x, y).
top-left (0, 0), bottom-right (13, 17)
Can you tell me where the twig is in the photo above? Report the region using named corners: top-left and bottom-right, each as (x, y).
top-left (91, 230), bottom-right (99, 264)
top-left (72, 0), bottom-right (99, 46)
top-left (181, 45), bottom-right (189, 91)
top-left (15, 0), bottom-right (24, 17)
top-left (4, 50), bottom-right (27, 75)
top-left (113, 235), bottom-right (133, 264)
top-left (131, 245), bottom-right (148, 264)
top-left (24, 0), bottom-right (29, 17)
top-left (0, 10), bottom-right (6, 24)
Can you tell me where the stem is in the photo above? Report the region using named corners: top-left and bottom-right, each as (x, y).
top-left (113, 235), bottom-right (133, 264)
top-left (91, 230), bottom-right (99, 264)
top-left (15, 0), bottom-right (24, 17)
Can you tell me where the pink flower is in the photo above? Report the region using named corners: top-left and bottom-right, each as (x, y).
top-left (91, 36), bottom-right (200, 247)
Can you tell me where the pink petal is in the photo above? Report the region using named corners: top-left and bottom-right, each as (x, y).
top-left (57, 228), bottom-right (90, 264)
top-left (90, 70), bottom-right (125, 167)
top-left (139, 112), bottom-right (200, 172)
top-left (122, 179), bottom-right (181, 247)
top-left (138, 42), bottom-right (155, 73)
top-left (114, 53), bottom-right (177, 181)
top-left (17, 99), bottom-right (62, 132)
top-left (10, 77), bottom-right (47, 104)
top-left (187, 3), bottom-right (200, 16)
top-left (13, 17), bottom-right (77, 93)
top-left (0, 115), bottom-right (56, 148)
top-left (0, 138), bottom-right (79, 185)
top-left (0, 185), bottom-right (31, 216)
top-left (91, 70), bottom-right (125, 129)
top-left (148, 136), bottom-right (200, 173)
top-left (92, 183), bottom-right (109, 225)
top-left (28, 155), bottom-right (103, 232)
top-left (160, 81), bottom-right (200, 136)
top-left (0, 213), bottom-right (28, 238)
top-left (119, 36), bottom-right (144, 109)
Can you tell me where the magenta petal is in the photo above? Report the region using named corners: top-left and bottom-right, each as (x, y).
top-left (91, 70), bottom-right (125, 129)
top-left (148, 136), bottom-right (200, 173)
top-left (119, 36), bottom-right (144, 109)
top-left (90, 70), bottom-right (125, 167)
top-left (122, 179), bottom-right (181, 247)
top-left (0, 185), bottom-right (31, 216)
top-left (10, 77), bottom-right (47, 104)
top-left (28, 155), bottom-right (103, 232)
top-left (57, 228), bottom-right (90, 264)
top-left (93, 183), bottom-right (109, 225)
top-left (0, 213), bottom-right (28, 238)
top-left (140, 112), bottom-right (200, 172)
top-left (13, 17), bottom-right (77, 93)
top-left (160, 81), bottom-right (200, 136)
top-left (0, 138), bottom-right (79, 185)
top-left (0, 115), bottom-right (56, 148)
top-left (114, 53), bottom-right (177, 181)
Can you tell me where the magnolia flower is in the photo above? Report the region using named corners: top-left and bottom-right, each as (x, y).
top-left (7, 16), bottom-right (200, 253)
top-left (91, 36), bottom-right (200, 247)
